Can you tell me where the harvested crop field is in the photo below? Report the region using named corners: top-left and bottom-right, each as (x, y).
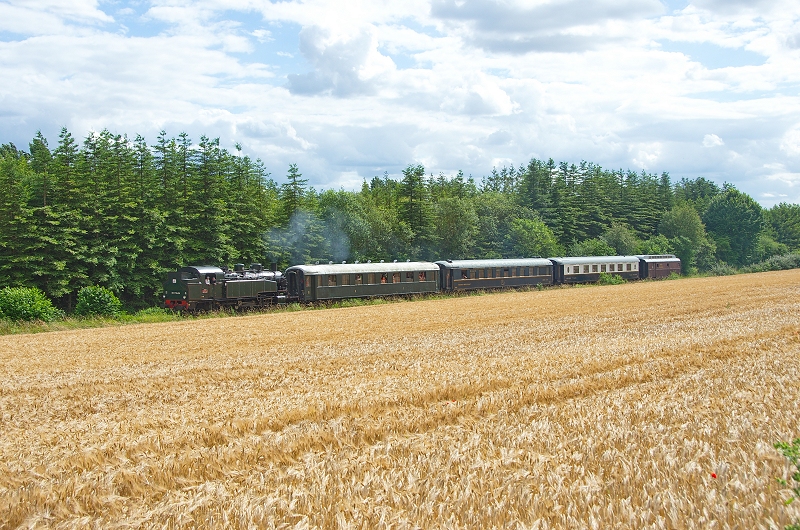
top-left (2, 271), bottom-right (800, 529)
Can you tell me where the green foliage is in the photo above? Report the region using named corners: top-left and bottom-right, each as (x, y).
top-left (709, 262), bottom-right (737, 276)
top-left (601, 224), bottom-right (640, 255)
top-left (508, 217), bottom-right (563, 258)
top-left (400, 164), bottom-right (433, 257)
top-left (775, 438), bottom-right (800, 530)
top-left (695, 238), bottom-right (718, 272)
top-left (597, 272), bottom-right (626, 285)
top-left (279, 163), bottom-right (308, 224)
top-left (755, 233), bottom-right (789, 262)
top-left (767, 203), bottom-right (800, 251)
top-left (673, 177), bottom-right (721, 216)
top-left (568, 238), bottom-right (615, 257)
top-left (638, 234), bottom-right (673, 255)
top-left (0, 287), bottom-right (62, 321)
top-left (669, 236), bottom-right (695, 274)
top-left (659, 204), bottom-right (710, 273)
top-left (703, 187), bottom-right (763, 266)
top-left (433, 196), bottom-right (479, 259)
top-left (74, 286), bottom-right (123, 317)
top-left (742, 253), bottom-right (800, 274)
top-left (135, 307), bottom-right (168, 316)
top-left (659, 204), bottom-right (706, 245)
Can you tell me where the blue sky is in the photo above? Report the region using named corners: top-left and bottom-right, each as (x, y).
top-left (0, 0), bottom-right (799, 206)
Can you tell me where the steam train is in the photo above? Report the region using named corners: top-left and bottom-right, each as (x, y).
top-left (162, 255), bottom-right (680, 311)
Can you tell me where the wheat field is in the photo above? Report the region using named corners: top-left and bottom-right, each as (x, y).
top-left (1, 271), bottom-right (800, 529)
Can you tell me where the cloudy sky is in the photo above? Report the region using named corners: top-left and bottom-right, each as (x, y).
top-left (1, 0), bottom-right (799, 205)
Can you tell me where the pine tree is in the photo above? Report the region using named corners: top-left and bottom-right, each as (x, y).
top-left (48, 128), bottom-right (88, 310)
top-left (399, 164), bottom-right (433, 258)
top-left (0, 148), bottom-right (38, 288)
top-left (279, 163), bottom-right (308, 225)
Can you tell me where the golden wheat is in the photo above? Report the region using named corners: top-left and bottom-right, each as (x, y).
top-left (1, 271), bottom-right (800, 529)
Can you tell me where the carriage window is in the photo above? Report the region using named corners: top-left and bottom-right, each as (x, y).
top-left (418, 271), bottom-right (427, 281)
top-left (380, 273), bottom-right (388, 284)
top-left (368, 273), bottom-right (375, 284)
top-left (626, 264), bottom-right (632, 271)
top-left (328, 275), bottom-right (337, 286)
top-left (355, 274), bottom-right (363, 285)
top-left (406, 271), bottom-right (414, 281)
top-left (305, 276), bottom-right (311, 288)
top-left (392, 272), bottom-right (400, 283)
top-left (341, 274), bottom-right (350, 286)
top-left (600, 264), bottom-right (606, 272)
top-left (592, 265), bottom-right (598, 272)
top-left (462, 270), bottom-right (470, 280)
top-left (524, 267), bottom-right (529, 276)
top-left (583, 265), bottom-right (589, 273)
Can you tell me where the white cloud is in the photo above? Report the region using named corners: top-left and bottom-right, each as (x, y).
top-left (252, 29), bottom-right (272, 43)
top-left (630, 142), bottom-right (663, 169)
top-left (703, 133), bottom-right (725, 147)
top-left (0, 0), bottom-right (799, 204)
top-left (781, 127), bottom-right (800, 157)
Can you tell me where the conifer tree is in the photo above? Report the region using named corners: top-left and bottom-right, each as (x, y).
top-left (399, 164), bottom-right (433, 258)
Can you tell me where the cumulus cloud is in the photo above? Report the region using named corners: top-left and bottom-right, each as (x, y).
top-left (630, 142), bottom-right (663, 170)
top-left (288, 26), bottom-right (388, 97)
top-left (781, 127), bottom-right (800, 157)
top-left (703, 133), bottom-right (725, 147)
top-left (0, 0), bottom-right (799, 206)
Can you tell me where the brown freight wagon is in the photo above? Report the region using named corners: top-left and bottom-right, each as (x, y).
top-left (636, 254), bottom-right (682, 279)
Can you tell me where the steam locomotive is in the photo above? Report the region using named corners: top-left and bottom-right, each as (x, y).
top-left (162, 255), bottom-right (680, 311)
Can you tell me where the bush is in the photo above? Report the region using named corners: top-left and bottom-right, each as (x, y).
top-left (0, 287), bottom-right (62, 322)
top-left (775, 438), bottom-right (800, 530)
top-left (709, 262), bottom-right (737, 276)
top-left (597, 272), bottom-right (626, 285)
top-left (74, 286), bottom-right (123, 317)
top-left (743, 253), bottom-right (800, 274)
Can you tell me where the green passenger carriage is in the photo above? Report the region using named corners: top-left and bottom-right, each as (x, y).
top-left (436, 258), bottom-right (554, 292)
top-left (285, 262), bottom-right (440, 302)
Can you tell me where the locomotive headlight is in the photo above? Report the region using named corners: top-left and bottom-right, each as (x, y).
top-left (182, 296), bottom-right (187, 299)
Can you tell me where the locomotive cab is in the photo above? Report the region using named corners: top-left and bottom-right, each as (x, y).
top-left (163, 266), bottom-right (224, 310)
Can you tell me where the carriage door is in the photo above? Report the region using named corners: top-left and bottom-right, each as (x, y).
top-left (287, 271), bottom-right (300, 300)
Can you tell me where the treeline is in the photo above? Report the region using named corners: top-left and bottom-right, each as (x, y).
top-left (1, 128), bottom-right (799, 309)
